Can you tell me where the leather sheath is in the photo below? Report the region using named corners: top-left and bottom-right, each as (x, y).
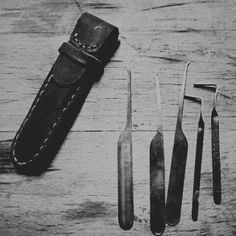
top-left (10, 12), bottom-right (119, 174)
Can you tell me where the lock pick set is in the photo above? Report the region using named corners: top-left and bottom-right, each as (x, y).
top-left (117, 62), bottom-right (223, 235)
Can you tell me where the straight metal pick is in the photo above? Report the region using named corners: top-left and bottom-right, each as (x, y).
top-left (184, 95), bottom-right (205, 221)
top-left (117, 70), bottom-right (134, 230)
top-left (166, 62), bottom-right (190, 226)
top-left (150, 74), bottom-right (165, 236)
top-left (194, 83), bottom-right (221, 205)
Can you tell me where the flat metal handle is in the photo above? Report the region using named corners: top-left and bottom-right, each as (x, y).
top-left (211, 107), bottom-right (221, 205)
top-left (192, 114), bottom-right (204, 221)
top-left (150, 75), bottom-right (165, 235)
top-left (193, 83), bottom-right (221, 205)
top-left (166, 130), bottom-right (188, 226)
top-left (166, 62), bottom-right (190, 226)
top-left (117, 70), bottom-right (134, 230)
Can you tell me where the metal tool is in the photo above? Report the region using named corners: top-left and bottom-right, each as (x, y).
top-left (117, 70), bottom-right (134, 230)
top-left (166, 61), bottom-right (190, 226)
top-left (184, 95), bottom-right (205, 221)
top-left (150, 74), bottom-right (165, 235)
top-left (194, 83), bottom-right (221, 205)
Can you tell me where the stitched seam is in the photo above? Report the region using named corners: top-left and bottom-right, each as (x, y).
top-left (73, 33), bottom-right (98, 50)
top-left (12, 74), bottom-right (80, 166)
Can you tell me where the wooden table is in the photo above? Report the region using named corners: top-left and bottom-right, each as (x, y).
top-left (0, 0), bottom-right (236, 235)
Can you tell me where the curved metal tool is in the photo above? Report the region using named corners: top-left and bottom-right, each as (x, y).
top-left (184, 95), bottom-right (205, 221)
top-left (117, 70), bottom-right (134, 230)
top-left (194, 83), bottom-right (221, 205)
top-left (166, 61), bottom-right (190, 226)
top-left (150, 74), bottom-right (165, 235)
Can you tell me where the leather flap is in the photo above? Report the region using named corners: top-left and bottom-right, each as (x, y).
top-left (70, 12), bottom-right (119, 63)
top-left (52, 54), bottom-right (86, 86)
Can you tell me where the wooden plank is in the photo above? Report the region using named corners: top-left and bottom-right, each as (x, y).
top-left (0, 62), bottom-right (235, 131)
top-left (0, 0), bottom-right (236, 235)
top-left (0, 129), bottom-right (236, 235)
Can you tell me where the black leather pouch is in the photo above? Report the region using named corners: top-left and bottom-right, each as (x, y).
top-left (10, 12), bottom-right (119, 174)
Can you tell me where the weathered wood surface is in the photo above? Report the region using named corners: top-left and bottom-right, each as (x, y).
top-left (0, 0), bottom-right (236, 235)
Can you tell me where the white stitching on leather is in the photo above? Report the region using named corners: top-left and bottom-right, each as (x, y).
top-left (12, 74), bottom-right (81, 166)
top-left (73, 33), bottom-right (98, 50)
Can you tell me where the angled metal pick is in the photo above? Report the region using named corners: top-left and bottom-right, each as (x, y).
top-left (150, 74), bottom-right (165, 236)
top-left (117, 70), bottom-right (134, 230)
top-left (184, 95), bottom-right (205, 221)
top-left (166, 61), bottom-right (190, 226)
top-left (194, 83), bottom-right (221, 205)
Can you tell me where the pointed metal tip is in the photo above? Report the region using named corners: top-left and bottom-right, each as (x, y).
top-left (193, 83), bottom-right (217, 90)
top-left (185, 61), bottom-right (191, 71)
top-left (193, 83), bottom-right (230, 99)
top-left (127, 69), bottom-right (131, 77)
top-left (126, 69), bottom-right (131, 91)
top-left (184, 61), bottom-right (191, 80)
top-left (184, 95), bottom-right (202, 105)
top-left (193, 83), bottom-right (218, 107)
top-left (154, 73), bottom-right (159, 84)
top-left (154, 72), bottom-right (162, 128)
top-left (184, 95), bottom-right (204, 116)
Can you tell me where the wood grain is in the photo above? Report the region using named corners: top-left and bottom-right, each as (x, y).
top-left (0, 0), bottom-right (236, 235)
